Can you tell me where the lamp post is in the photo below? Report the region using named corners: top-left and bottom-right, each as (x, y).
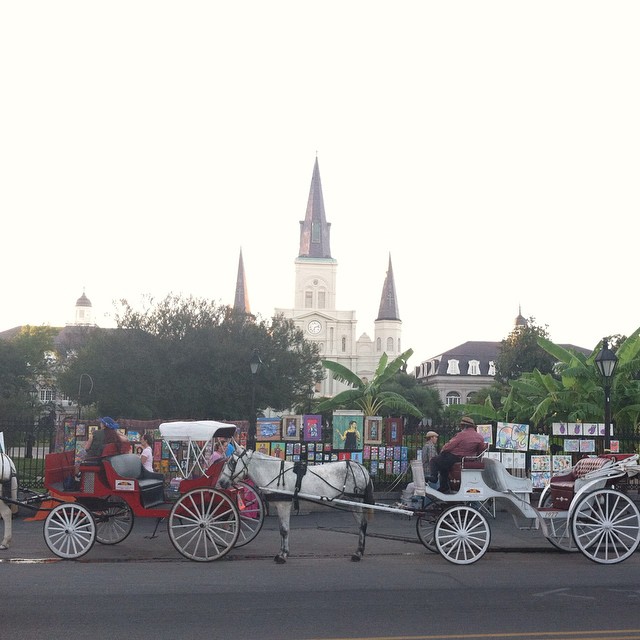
top-left (595, 338), bottom-right (618, 451)
top-left (248, 349), bottom-right (262, 450)
top-left (77, 373), bottom-right (94, 421)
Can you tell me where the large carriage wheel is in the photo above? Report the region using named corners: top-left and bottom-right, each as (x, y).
top-left (168, 488), bottom-right (240, 561)
top-left (539, 493), bottom-right (578, 553)
top-left (94, 499), bottom-right (135, 545)
top-left (416, 503), bottom-right (444, 553)
top-left (44, 503), bottom-right (96, 559)
top-left (435, 505), bottom-right (491, 565)
top-left (571, 489), bottom-right (640, 564)
top-left (234, 481), bottom-right (265, 548)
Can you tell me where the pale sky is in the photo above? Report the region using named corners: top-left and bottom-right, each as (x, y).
top-left (2, 2), bottom-right (639, 370)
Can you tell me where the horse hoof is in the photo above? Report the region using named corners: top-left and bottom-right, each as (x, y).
top-left (0, 544), bottom-right (8, 551)
top-left (350, 554), bottom-right (361, 562)
top-left (274, 555), bottom-right (287, 564)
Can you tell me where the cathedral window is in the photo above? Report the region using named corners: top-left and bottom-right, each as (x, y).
top-left (467, 360), bottom-right (480, 375)
top-left (446, 359), bottom-right (460, 375)
top-left (387, 337), bottom-right (394, 351)
top-left (318, 291), bottom-right (325, 309)
top-left (376, 337), bottom-right (381, 352)
top-left (341, 336), bottom-right (346, 352)
top-left (445, 391), bottom-right (461, 405)
top-left (311, 222), bottom-right (320, 243)
top-left (305, 291), bottom-right (313, 308)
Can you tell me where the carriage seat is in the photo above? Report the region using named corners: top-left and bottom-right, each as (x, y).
top-left (448, 455), bottom-right (486, 491)
top-left (547, 456), bottom-right (613, 509)
top-left (106, 454), bottom-right (165, 508)
top-left (481, 458), bottom-right (532, 493)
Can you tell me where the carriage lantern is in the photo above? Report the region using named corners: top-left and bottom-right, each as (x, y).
top-left (595, 338), bottom-right (618, 451)
top-left (248, 349), bottom-right (263, 449)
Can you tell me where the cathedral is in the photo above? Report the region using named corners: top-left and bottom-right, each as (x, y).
top-left (236, 157), bottom-right (402, 398)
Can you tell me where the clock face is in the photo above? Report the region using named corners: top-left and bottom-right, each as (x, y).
top-left (307, 320), bottom-right (322, 335)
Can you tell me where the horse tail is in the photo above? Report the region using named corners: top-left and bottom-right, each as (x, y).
top-left (364, 474), bottom-right (375, 521)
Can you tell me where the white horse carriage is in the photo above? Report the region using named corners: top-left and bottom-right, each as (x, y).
top-left (218, 446), bottom-right (640, 566)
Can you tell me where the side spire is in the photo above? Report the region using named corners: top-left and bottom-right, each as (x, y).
top-left (233, 248), bottom-right (251, 314)
top-left (376, 254), bottom-right (400, 321)
top-left (298, 156), bottom-right (332, 259)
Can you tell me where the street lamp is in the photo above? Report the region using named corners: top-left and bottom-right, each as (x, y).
top-left (248, 349), bottom-right (263, 450)
top-left (595, 338), bottom-right (618, 451)
top-left (77, 373), bottom-right (94, 421)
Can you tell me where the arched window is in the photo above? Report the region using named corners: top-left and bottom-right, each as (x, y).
top-left (467, 360), bottom-right (480, 375)
top-left (446, 359), bottom-right (460, 375)
top-left (341, 336), bottom-right (346, 352)
top-left (445, 391), bottom-right (461, 406)
top-left (376, 337), bottom-right (381, 352)
top-left (387, 337), bottom-right (394, 351)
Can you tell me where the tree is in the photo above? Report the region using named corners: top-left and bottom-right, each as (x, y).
top-left (495, 317), bottom-right (556, 384)
top-left (315, 349), bottom-right (423, 418)
top-left (58, 295), bottom-right (324, 421)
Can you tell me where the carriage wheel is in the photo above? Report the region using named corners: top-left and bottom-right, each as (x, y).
top-left (539, 493), bottom-right (578, 553)
top-left (234, 481), bottom-right (265, 548)
top-left (571, 489), bottom-right (640, 564)
top-left (168, 488), bottom-right (240, 562)
top-left (44, 503), bottom-right (96, 559)
top-left (435, 505), bottom-right (491, 565)
top-left (94, 499), bottom-right (135, 545)
top-left (416, 507), bottom-right (440, 552)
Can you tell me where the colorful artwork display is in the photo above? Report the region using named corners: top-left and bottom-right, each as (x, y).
top-left (552, 455), bottom-right (572, 472)
top-left (256, 418), bottom-right (281, 441)
top-left (496, 422), bottom-right (529, 451)
top-left (332, 411), bottom-right (364, 451)
top-left (476, 424), bottom-right (493, 445)
top-left (364, 416), bottom-right (382, 445)
top-left (529, 433), bottom-right (549, 451)
top-left (385, 418), bottom-right (403, 445)
top-left (282, 415), bottom-right (301, 441)
top-left (303, 415), bottom-right (322, 442)
top-left (531, 455), bottom-right (551, 472)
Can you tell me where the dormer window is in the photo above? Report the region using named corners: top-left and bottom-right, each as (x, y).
top-left (446, 359), bottom-right (460, 375)
top-left (488, 361), bottom-right (496, 376)
top-left (468, 360), bottom-right (480, 375)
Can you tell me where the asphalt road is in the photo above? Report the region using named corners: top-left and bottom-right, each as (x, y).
top-left (2, 508), bottom-right (640, 640)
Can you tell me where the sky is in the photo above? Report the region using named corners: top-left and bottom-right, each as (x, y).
top-left (2, 1), bottom-right (639, 371)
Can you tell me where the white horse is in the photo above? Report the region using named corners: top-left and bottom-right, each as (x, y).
top-left (0, 453), bottom-right (18, 550)
top-left (218, 447), bottom-right (374, 563)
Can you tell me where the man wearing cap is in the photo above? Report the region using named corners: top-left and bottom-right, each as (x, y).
top-left (421, 431), bottom-right (439, 481)
top-left (427, 416), bottom-right (487, 493)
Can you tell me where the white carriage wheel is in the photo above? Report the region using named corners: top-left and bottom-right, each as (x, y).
top-left (44, 503), bottom-right (96, 559)
top-left (94, 499), bottom-right (135, 545)
top-left (539, 493), bottom-right (578, 553)
top-left (435, 505), bottom-right (491, 565)
top-left (168, 488), bottom-right (240, 562)
top-left (416, 513), bottom-right (438, 553)
top-left (234, 481), bottom-right (265, 548)
top-left (571, 489), bottom-right (640, 565)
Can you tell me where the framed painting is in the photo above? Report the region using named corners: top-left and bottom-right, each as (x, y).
top-left (332, 411), bottom-right (364, 451)
top-left (364, 416), bottom-right (383, 445)
top-left (256, 418), bottom-right (281, 441)
top-left (303, 415), bottom-right (322, 442)
top-left (271, 442), bottom-right (285, 460)
top-left (384, 417), bottom-right (403, 445)
top-left (256, 442), bottom-right (271, 455)
top-left (282, 415), bottom-right (302, 441)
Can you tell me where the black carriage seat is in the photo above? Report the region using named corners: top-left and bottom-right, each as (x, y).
top-left (480, 458), bottom-right (532, 493)
top-left (107, 454), bottom-right (165, 508)
top-left (547, 456), bottom-right (614, 510)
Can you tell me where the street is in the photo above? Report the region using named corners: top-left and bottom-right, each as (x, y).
top-left (2, 509), bottom-right (640, 640)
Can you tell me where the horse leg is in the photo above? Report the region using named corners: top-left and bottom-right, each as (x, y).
top-left (350, 507), bottom-right (368, 562)
top-left (273, 501), bottom-right (292, 564)
top-left (0, 500), bottom-right (11, 550)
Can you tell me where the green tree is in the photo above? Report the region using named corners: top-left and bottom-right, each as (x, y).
top-left (316, 350), bottom-right (423, 418)
top-left (58, 295), bottom-right (323, 421)
top-left (495, 317), bottom-right (556, 383)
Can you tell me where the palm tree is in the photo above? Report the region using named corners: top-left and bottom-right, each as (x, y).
top-left (315, 349), bottom-right (423, 418)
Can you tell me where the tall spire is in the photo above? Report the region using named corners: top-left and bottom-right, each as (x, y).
top-left (298, 156), bottom-right (332, 259)
top-left (233, 248), bottom-right (251, 314)
top-left (376, 254), bottom-right (400, 321)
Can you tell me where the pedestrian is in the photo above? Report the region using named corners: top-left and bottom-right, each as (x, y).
top-left (421, 431), bottom-right (439, 482)
top-left (139, 433), bottom-right (154, 472)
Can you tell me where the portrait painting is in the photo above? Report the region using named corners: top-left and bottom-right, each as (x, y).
top-left (282, 415), bottom-right (302, 441)
top-left (332, 411), bottom-right (364, 451)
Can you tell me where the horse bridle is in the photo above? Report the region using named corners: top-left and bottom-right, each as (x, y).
top-left (226, 448), bottom-right (250, 484)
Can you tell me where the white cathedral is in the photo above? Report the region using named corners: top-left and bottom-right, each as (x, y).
top-left (234, 157), bottom-right (402, 399)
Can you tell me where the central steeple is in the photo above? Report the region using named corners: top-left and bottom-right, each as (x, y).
top-left (298, 156), bottom-right (332, 259)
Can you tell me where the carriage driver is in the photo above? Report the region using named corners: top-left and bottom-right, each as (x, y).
top-left (427, 417), bottom-right (487, 493)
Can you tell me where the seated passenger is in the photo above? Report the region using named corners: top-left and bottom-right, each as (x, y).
top-left (85, 416), bottom-right (130, 458)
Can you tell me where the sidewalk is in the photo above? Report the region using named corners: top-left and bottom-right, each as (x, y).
top-left (1, 497), bottom-right (552, 563)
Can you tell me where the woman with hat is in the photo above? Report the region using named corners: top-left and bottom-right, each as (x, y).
top-left (427, 416), bottom-right (487, 493)
top-left (84, 417), bottom-right (130, 458)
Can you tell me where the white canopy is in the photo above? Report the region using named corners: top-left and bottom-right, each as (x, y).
top-left (159, 420), bottom-right (237, 442)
